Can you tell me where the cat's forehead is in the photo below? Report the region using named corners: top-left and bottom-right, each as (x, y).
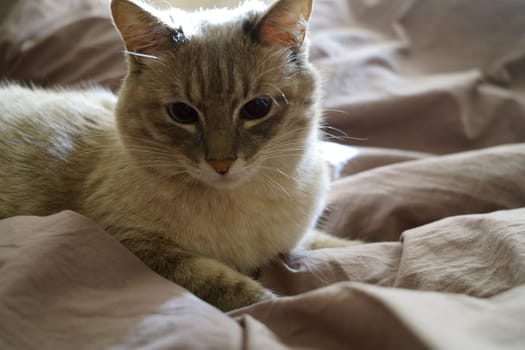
top-left (148, 6), bottom-right (289, 94)
top-left (159, 1), bottom-right (267, 38)
top-left (156, 40), bottom-right (285, 107)
top-left (134, 0), bottom-right (307, 104)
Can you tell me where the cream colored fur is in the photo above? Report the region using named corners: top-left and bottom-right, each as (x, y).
top-left (0, 0), bottom-right (357, 311)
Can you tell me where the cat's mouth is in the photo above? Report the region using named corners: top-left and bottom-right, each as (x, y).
top-left (192, 160), bottom-right (254, 190)
top-left (205, 174), bottom-right (245, 189)
top-left (197, 171), bottom-right (248, 189)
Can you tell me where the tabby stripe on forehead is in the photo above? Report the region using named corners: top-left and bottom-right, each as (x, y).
top-left (211, 48), bottom-right (226, 96)
top-left (226, 54), bottom-right (235, 96)
top-left (216, 50), bottom-right (227, 95)
top-left (241, 70), bottom-right (251, 101)
top-left (197, 54), bottom-right (208, 102)
top-left (186, 64), bottom-right (198, 103)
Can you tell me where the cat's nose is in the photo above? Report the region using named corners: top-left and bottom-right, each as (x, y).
top-left (207, 159), bottom-right (235, 175)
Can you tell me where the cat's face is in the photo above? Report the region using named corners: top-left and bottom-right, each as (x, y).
top-left (112, 0), bottom-right (320, 189)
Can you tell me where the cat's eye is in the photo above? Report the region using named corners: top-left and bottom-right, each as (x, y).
top-left (241, 97), bottom-right (272, 120)
top-left (167, 102), bottom-right (199, 124)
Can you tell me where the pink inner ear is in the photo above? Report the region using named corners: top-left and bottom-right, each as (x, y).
top-left (113, 1), bottom-right (170, 55)
top-left (123, 23), bottom-right (157, 53)
top-left (259, 14), bottom-right (306, 48)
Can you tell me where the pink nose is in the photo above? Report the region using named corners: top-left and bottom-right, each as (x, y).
top-left (207, 159), bottom-right (235, 175)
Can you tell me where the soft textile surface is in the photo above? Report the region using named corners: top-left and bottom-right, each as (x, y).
top-left (2, 0), bottom-right (525, 349)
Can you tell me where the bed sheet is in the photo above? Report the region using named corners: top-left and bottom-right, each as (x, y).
top-left (1, 0), bottom-right (525, 349)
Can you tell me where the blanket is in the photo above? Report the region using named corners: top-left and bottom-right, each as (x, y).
top-left (1, 0), bottom-right (525, 349)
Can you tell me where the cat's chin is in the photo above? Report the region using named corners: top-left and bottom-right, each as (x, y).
top-left (204, 179), bottom-right (244, 190)
top-left (198, 173), bottom-right (249, 190)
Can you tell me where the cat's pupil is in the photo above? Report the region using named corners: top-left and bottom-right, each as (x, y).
top-left (241, 97), bottom-right (272, 120)
top-left (167, 102), bottom-right (198, 124)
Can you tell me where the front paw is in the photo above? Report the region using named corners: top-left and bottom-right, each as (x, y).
top-left (258, 288), bottom-right (277, 303)
top-left (303, 229), bottom-right (362, 250)
top-left (130, 243), bottom-right (278, 312)
top-left (212, 281), bottom-right (277, 312)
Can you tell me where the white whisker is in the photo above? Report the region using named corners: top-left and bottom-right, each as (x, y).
top-left (123, 50), bottom-right (159, 60)
top-left (261, 173), bottom-right (292, 200)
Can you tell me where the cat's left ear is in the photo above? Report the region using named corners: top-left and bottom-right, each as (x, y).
top-left (254, 0), bottom-right (313, 50)
top-left (111, 0), bottom-right (173, 56)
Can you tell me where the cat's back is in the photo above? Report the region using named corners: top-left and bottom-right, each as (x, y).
top-left (0, 83), bottom-right (116, 124)
top-left (0, 83), bottom-right (117, 217)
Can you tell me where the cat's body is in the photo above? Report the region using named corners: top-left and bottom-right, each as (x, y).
top-left (0, 85), bottom-right (116, 217)
top-left (0, 0), bottom-right (354, 311)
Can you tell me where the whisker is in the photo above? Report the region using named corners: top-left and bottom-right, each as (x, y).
top-left (320, 126), bottom-right (368, 142)
top-left (261, 174), bottom-right (292, 200)
top-left (122, 50), bottom-right (159, 60)
top-left (322, 108), bottom-right (351, 117)
top-left (262, 83), bottom-right (289, 106)
top-left (258, 165), bottom-right (299, 183)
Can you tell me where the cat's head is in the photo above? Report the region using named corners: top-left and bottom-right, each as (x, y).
top-left (111, 0), bottom-right (321, 189)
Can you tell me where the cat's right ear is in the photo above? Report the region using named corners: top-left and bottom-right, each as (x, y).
top-left (111, 0), bottom-right (172, 56)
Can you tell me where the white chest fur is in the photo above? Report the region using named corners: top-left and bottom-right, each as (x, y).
top-left (94, 156), bottom-right (328, 273)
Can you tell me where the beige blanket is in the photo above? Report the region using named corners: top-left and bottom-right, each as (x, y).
top-left (2, 0), bottom-right (525, 349)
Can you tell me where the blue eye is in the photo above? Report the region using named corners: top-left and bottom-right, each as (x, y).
top-left (241, 97), bottom-right (272, 120)
top-left (167, 102), bottom-right (198, 124)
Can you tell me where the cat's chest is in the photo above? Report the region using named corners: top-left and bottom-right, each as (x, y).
top-left (174, 188), bottom-right (312, 271)
top-left (131, 179), bottom-right (321, 272)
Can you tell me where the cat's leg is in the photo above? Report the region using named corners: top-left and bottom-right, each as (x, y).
top-left (302, 229), bottom-right (362, 250)
top-left (121, 238), bottom-right (275, 312)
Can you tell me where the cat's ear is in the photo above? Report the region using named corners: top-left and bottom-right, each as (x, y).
top-left (111, 0), bottom-right (172, 56)
top-left (254, 0), bottom-right (313, 50)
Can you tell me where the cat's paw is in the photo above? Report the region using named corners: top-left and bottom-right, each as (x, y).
top-left (302, 230), bottom-right (362, 250)
top-left (220, 285), bottom-right (277, 311)
top-left (202, 275), bottom-right (277, 312)
top-left (258, 288), bottom-right (278, 303)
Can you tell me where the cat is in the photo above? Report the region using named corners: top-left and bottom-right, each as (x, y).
top-left (0, 0), bottom-right (356, 311)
